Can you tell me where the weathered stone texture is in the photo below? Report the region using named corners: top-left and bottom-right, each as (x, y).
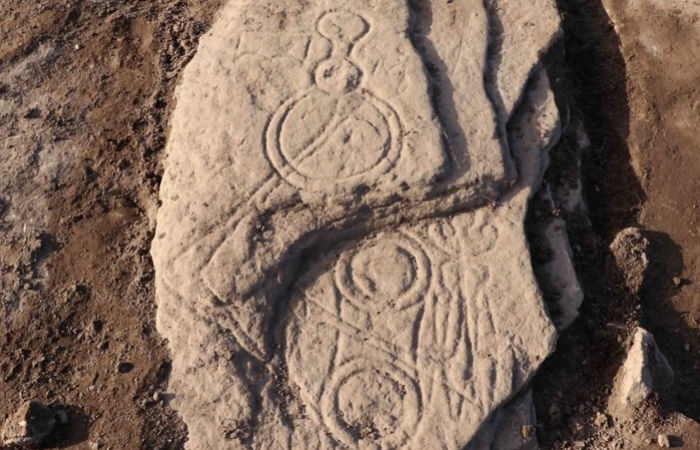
top-left (152, 1), bottom-right (563, 447)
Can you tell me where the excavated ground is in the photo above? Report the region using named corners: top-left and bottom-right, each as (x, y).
top-left (0, 0), bottom-right (697, 449)
top-left (530, 0), bottom-right (700, 448)
top-left (0, 1), bottom-right (224, 448)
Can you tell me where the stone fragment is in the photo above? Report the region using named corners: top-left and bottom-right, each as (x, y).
top-left (608, 327), bottom-right (674, 419)
top-left (657, 433), bottom-right (671, 448)
top-left (151, 0), bottom-right (562, 447)
top-left (1, 401), bottom-right (56, 447)
top-left (610, 227), bottom-right (650, 294)
top-left (541, 218), bottom-right (584, 329)
top-left (557, 121), bottom-right (589, 214)
top-left (467, 389), bottom-right (539, 450)
top-left (528, 117), bottom-right (588, 331)
top-left (55, 409), bottom-right (68, 425)
top-left (116, 361), bottom-right (134, 374)
top-left (594, 412), bottom-right (609, 428)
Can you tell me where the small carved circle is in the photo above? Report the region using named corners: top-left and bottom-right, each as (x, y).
top-left (316, 10), bottom-right (369, 46)
top-left (321, 358), bottom-right (421, 447)
top-left (467, 223), bottom-right (498, 256)
top-left (335, 234), bottom-right (430, 311)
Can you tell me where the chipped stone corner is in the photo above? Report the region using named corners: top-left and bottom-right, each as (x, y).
top-left (608, 327), bottom-right (674, 420)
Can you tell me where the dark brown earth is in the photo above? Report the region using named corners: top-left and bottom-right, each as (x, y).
top-left (608, 0), bottom-right (700, 422)
top-left (531, 0), bottom-right (700, 448)
top-left (0, 0), bottom-right (698, 449)
top-left (0, 1), bottom-right (223, 448)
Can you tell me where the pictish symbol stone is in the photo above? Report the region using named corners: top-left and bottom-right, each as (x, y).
top-left (152, 0), bottom-right (564, 448)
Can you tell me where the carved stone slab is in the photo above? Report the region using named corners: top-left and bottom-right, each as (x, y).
top-left (151, 0), bottom-right (562, 448)
top-left (282, 197), bottom-right (555, 448)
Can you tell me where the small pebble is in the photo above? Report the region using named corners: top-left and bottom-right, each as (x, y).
top-left (548, 403), bottom-right (562, 426)
top-left (1, 401), bottom-right (56, 446)
top-left (116, 361), bottom-right (134, 374)
top-left (56, 409), bottom-right (69, 424)
top-left (594, 412), bottom-right (608, 427)
top-left (657, 433), bottom-right (671, 448)
top-left (521, 424), bottom-right (535, 439)
top-left (24, 107), bottom-right (41, 119)
top-left (673, 276), bottom-right (682, 287)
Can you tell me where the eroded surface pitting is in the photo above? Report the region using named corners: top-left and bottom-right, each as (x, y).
top-left (152, 0), bottom-right (562, 447)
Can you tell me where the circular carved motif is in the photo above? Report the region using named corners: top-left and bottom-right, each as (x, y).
top-left (266, 89), bottom-right (402, 192)
top-left (264, 9), bottom-right (402, 192)
top-left (321, 358), bottom-right (421, 448)
top-left (335, 234), bottom-right (431, 312)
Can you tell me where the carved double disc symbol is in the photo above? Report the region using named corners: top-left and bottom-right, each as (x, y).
top-left (265, 10), bottom-right (402, 192)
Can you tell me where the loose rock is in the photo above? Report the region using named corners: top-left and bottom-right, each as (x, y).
top-left (608, 327), bottom-right (674, 419)
top-left (609, 227), bottom-right (650, 294)
top-left (56, 409), bottom-right (69, 425)
top-left (540, 218), bottom-right (584, 330)
top-left (1, 401), bottom-right (57, 447)
top-left (657, 433), bottom-right (671, 448)
top-left (594, 412), bottom-right (608, 428)
top-left (116, 361), bottom-right (134, 374)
